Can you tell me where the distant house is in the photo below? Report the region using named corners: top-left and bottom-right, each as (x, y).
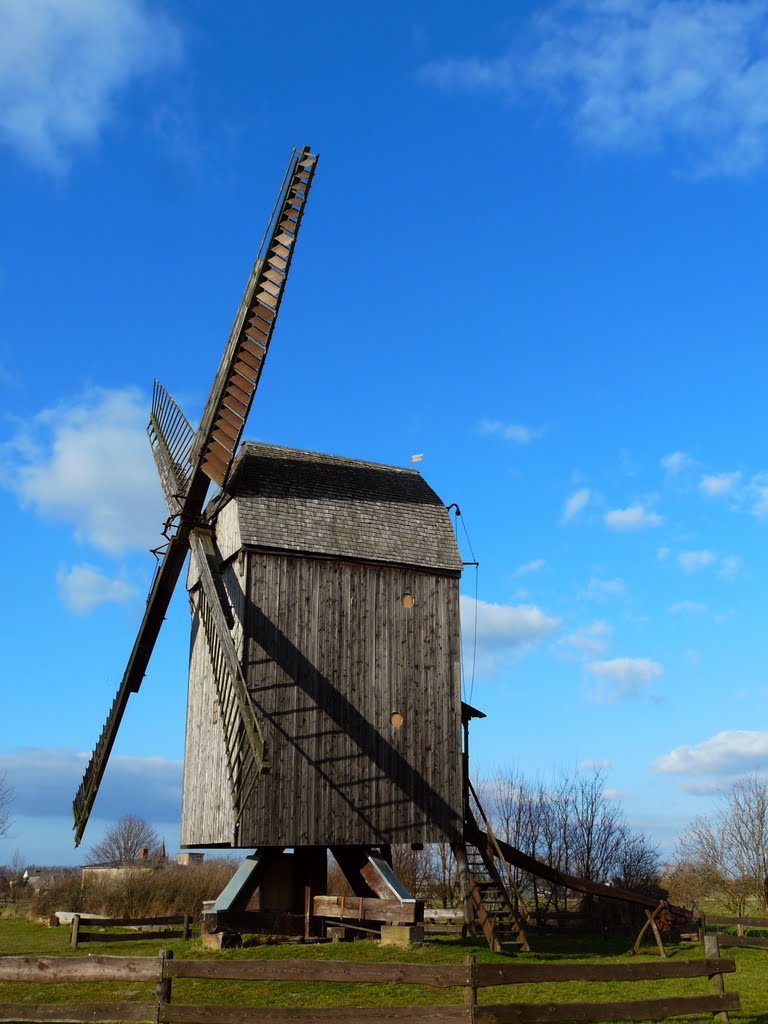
top-left (22, 868), bottom-right (55, 891)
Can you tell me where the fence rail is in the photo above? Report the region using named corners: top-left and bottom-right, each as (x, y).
top-left (70, 914), bottom-right (197, 949)
top-left (0, 945), bottom-right (740, 1024)
top-left (701, 912), bottom-right (768, 951)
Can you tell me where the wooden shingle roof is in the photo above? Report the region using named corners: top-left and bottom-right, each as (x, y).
top-left (216, 441), bottom-right (463, 573)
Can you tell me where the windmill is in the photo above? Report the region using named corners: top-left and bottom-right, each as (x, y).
top-left (73, 146), bottom-right (675, 950)
top-left (72, 145), bottom-right (478, 943)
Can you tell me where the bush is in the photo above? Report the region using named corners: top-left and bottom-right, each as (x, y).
top-left (31, 860), bottom-right (238, 921)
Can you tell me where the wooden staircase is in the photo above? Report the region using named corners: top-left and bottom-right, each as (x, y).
top-left (464, 837), bottom-right (529, 952)
top-left (461, 780), bottom-right (531, 953)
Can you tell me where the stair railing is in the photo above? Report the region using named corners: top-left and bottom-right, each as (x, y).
top-left (468, 779), bottom-right (531, 921)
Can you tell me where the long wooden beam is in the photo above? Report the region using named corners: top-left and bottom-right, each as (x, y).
top-left (467, 823), bottom-right (691, 918)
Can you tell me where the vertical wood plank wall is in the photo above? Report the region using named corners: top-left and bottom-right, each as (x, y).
top-left (236, 552), bottom-right (463, 847)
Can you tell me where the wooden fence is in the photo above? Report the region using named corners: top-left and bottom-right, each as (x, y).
top-left (0, 944), bottom-right (739, 1023)
top-left (70, 914), bottom-right (198, 949)
top-left (702, 912), bottom-right (768, 950)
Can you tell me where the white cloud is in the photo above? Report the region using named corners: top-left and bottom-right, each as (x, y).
top-left (678, 549), bottom-right (715, 572)
top-left (748, 473), bottom-right (768, 517)
top-left (680, 778), bottom-right (729, 796)
top-left (604, 504), bottom-right (662, 530)
top-left (563, 620), bottom-right (612, 657)
top-left (561, 487), bottom-right (590, 523)
top-left (0, 0), bottom-right (182, 172)
top-left (480, 419), bottom-right (544, 443)
top-left (602, 787), bottom-right (628, 801)
top-left (578, 758), bottom-right (612, 771)
top-left (581, 576), bottom-right (626, 600)
top-left (2, 386), bottom-right (166, 553)
top-left (461, 595), bottom-right (560, 653)
top-left (515, 558), bottom-right (545, 576)
top-left (699, 471), bottom-right (741, 496)
top-left (669, 600), bottom-right (708, 614)
top-left (661, 451), bottom-right (694, 474)
top-left (57, 562), bottom-right (138, 614)
top-left (653, 730), bottom-right (768, 775)
top-left (0, 748), bottom-right (181, 821)
top-left (587, 656), bottom-right (662, 699)
top-left (423, 1), bottom-right (768, 176)
top-left (719, 555), bottom-right (743, 580)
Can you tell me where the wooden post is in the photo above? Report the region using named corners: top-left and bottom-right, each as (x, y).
top-left (647, 910), bottom-right (667, 959)
top-left (698, 913), bottom-right (705, 943)
top-left (464, 954), bottom-right (477, 1009)
top-left (452, 843), bottom-right (475, 936)
top-left (156, 949), bottom-right (173, 1008)
top-left (183, 914), bottom-right (190, 941)
top-left (70, 914), bottom-right (80, 950)
top-left (704, 933), bottom-right (730, 1024)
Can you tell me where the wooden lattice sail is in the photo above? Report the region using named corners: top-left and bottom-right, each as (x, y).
top-left (72, 147), bottom-right (318, 845)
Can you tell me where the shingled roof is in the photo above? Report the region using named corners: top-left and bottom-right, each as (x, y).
top-left (214, 441), bottom-right (463, 573)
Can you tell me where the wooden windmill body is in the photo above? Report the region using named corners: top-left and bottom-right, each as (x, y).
top-left (182, 442), bottom-right (464, 852)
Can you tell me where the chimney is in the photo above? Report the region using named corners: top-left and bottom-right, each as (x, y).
top-left (139, 848), bottom-right (148, 861)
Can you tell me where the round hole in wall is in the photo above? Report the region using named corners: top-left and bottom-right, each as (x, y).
top-left (390, 711), bottom-right (404, 729)
top-left (402, 593), bottom-right (414, 608)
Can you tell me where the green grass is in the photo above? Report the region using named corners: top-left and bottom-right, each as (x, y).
top-left (1, 914), bottom-right (767, 1021)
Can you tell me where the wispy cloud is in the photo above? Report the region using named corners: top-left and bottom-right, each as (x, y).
top-left (0, 0), bottom-right (182, 172)
top-left (699, 471), bottom-right (742, 496)
top-left (670, 600), bottom-right (708, 615)
top-left (677, 549), bottom-right (715, 572)
top-left (421, 1), bottom-right (768, 176)
top-left (0, 748), bottom-right (181, 821)
top-left (578, 758), bottom-right (612, 771)
top-left (719, 555), bottom-right (743, 580)
top-left (661, 450), bottom-right (694, 474)
top-left (587, 656), bottom-right (662, 699)
top-left (1, 386), bottom-right (165, 553)
top-left (480, 419), bottom-right (544, 443)
top-left (604, 504), bottom-right (662, 530)
top-left (562, 620), bottom-right (612, 657)
top-left (581, 576), bottom-right (626, 601)
top-left (462, 596), bottom-right (560, 652)
top-left (57, 563), bottom-right (138, 614)
top-left (514, 558), bottom-right (545, 576)
top-left (653, 730), bottom-right (768, 775)
top-left (561, 487), bottom-right (590, 523)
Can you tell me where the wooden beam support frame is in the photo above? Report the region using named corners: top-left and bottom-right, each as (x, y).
top-left (631, 900), bottom-right (669, 958)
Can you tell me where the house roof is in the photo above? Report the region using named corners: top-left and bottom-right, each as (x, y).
top-left (213, 441), bottom-right (463, 573)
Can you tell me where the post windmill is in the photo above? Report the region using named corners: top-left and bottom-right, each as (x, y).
top-left (75, 146), bottom-right (678, 951)
top-left (74, 144), bottom-right (526, 945)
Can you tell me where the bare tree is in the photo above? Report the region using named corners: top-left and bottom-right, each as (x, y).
top-left (611, 830), bottom-right (662, 895)
top-left (569, 768), bottom-right (626, 884)
top-left (0, 773), bottom-right (13, 840)
top-left (87, 815), bottom-right (160, 866)
top-left (677, 775), bottom-right (768, 913)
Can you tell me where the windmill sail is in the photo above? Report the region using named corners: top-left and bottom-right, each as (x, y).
top-left (72, 146), bottom-right (318, 845)
top-left (193, 146), bottom-right (318, 486)
top-left (189, 530), bottom-right (269, 827)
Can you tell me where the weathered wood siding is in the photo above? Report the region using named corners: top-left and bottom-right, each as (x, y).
top-left (232, 552), bottom-right (463, 847)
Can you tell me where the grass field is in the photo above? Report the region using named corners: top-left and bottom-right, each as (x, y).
top-left (1, 914), bottom-right (766, 1021)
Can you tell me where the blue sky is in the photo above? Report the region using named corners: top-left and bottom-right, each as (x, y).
top-left (3, 0), bottom-right (768, 867)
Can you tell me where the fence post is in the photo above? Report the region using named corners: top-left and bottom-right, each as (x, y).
top-left (704, 934), bottom-right (730, 1024)
top-left (156, 949), bottom-right (174, 1012)
top-left (464, 954), bottom-right (477, 1010)
top-left (70, 914), bottom-right (80, 950)
top-left (183, 914), bottom-right (190, 941)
